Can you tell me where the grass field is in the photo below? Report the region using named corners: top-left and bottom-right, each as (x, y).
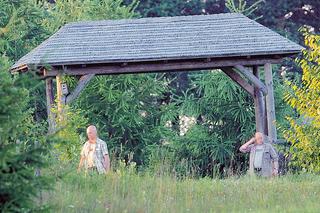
top-left (43, 166), bottom-right (320, 213)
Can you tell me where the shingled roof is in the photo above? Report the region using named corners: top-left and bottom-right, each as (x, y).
top-left (12, 13), bottom-right (302, 72)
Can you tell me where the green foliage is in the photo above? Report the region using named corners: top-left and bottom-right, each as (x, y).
top-left (44, 0), bottom-right (139, 33)
top-left (169, 125), bottom-right (235, 177)
top-left (0, 0), bottom-right (49, 61)
top-left (0, 56), bottom-right (28, 142)
top-left (46, 169), bottom-right (320, 212)
top-left (53, 105), bottom-right (89, 161)
top-left (0, 56), bottom-right (52, 212)
top-left (123, 0), bottom-right (206, 17)
top-left (0, 143), bottom-right (51, 212)
top-left (74, 74), bottom-right (172, 164)
top-left (163, 71), bottom-right (256, 175)
top-left (183, 71), bottom-right (256, 141)
top-left (283, 32), bottom-right (320, 173)
top-left (226, 0), bottom-right (263, 19)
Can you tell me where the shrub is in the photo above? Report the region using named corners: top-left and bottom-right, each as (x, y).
top-left (283, 31), bottom-right (320, 173)
top-left (0, 57), bottom-right (52, 212)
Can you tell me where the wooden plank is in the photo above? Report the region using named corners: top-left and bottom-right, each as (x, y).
top-left (56, 73), bottom-right (65, 122)
top-left (264, 63), bottom-right (277, 143)
top-left (221, 67), bottom-right (254, 97)
top-left (43, 57), bottom-right (283, 77)
top-left (253, 66), bottom-right (261, 132)
top-left (66, 74), bottom-right (95, 104)
top-left (252, 66), bottom-right (266, 134)
top-left (45, 77), bottom-right (56, 134)
top-left (235, 65), bottom-right (267, 95)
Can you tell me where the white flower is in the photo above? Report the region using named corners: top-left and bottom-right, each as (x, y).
top-left (302, 4), bottom-right (312, 11)
top-left (284, 12), bottom-right (293, 19)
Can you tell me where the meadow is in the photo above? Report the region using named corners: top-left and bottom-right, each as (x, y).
top-left (44, 164), bottom-right (320, 213)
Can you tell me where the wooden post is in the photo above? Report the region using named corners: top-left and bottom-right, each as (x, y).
top-left (45, 76), bottom-right (55, 134)
top-left (56, 73), bottom-right (66, 122)
top-left (252, 66), bottom-right (267, 134)
top-left (264, 63), bottom-right (277, 143)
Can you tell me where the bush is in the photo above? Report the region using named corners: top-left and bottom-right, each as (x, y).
top-left (0, 57), bottom-right (52, 212)
top-left (283, 31), bottom-right (320, 173)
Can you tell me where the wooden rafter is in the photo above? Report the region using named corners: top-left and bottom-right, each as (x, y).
top-left (221, 67), bottom-right (254, 97)
top-left (42, 57), bottom-right (283, 77)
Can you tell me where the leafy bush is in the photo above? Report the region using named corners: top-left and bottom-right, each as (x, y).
top-left (284, 32), bottom-right (320, 173)
top-left (0, 57), bottom-right (52, 212)
top-left (73, 74), bottom-right (172, 165)
top-left (52, 105), bottom-right (88, 161)
top-left (283, 31), bottom-right (320, 173)
top-left (170, 125), bottom-right (235, 177)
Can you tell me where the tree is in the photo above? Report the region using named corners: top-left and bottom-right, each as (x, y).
top-left (74, 74), bottom-right (173, 165)
top-left (0, 56), bottom-right (52, 212)
top-left (225, 0), bottom-right (263, 20)
top-left (0, 0), bottom-right (49, 62)
top-left (44, 0), bottom-right (139, 34)
top-left (166, 71), bottom-right (256, 176)
top-left (250, 0), bottom-right (320, 42)
top-left (283, 31), bottom-right (320, 173)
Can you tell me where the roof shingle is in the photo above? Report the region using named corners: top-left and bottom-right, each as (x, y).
top-left (12, 13), bottom-right (303, 71)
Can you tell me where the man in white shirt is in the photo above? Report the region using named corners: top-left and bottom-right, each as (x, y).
top-left (77, 125), bottom-right (110, 174)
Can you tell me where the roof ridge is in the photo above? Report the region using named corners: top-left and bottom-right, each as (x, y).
top-left (65, 13), bottom-right (244, 27)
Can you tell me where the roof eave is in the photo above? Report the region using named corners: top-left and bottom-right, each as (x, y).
top-left (10, 50), bottom-right (302, 73)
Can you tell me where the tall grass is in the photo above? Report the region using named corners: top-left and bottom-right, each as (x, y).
top-left (43, 162), bottom-right (320, 213)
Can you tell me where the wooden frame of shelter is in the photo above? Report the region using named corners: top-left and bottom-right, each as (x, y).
top-left (11, 13), bottom-right (303, 142)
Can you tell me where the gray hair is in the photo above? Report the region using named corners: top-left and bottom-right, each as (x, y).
top-left (86, 125), bottom-right (97, 133)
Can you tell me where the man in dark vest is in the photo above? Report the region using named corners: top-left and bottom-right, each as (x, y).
top-left (240, 132), bottom-right (279, 177)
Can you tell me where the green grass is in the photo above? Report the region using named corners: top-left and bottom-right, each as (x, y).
top-left (43, 167), bottom-right (320, 213)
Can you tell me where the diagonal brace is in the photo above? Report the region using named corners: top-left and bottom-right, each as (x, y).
top-left (235, 65), bottom-right (267, 95)
top-left (221, 67), bottom-right (254, 97)
top-left (66, 74), bottom-right (95, 104)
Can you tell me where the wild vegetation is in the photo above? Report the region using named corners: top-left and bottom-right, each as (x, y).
top-left (46, 163), bottom-right (320, 213)
top-left (0, 0), bottom-right (319, 212)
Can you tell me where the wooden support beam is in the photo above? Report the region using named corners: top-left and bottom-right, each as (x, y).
top-left (56, 73), bottom-right (66, 122)
top-left (43, 57), bottom-right (283, 77)
top-left (264, 63), bottom-right (277, 143)
top-left (221, 67), bottom-right (254, 97)
top-left (235, 65), bottom-right (267, 95)
top-left (66, 74), bottom-right (95, 104)
top-left (45, 77), bottom-right (55, 134)
top-left (252, 66), bottom-right (267, 134)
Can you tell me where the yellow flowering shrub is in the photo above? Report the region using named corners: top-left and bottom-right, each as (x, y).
top-left (283, 32), bottom-right (320, 173)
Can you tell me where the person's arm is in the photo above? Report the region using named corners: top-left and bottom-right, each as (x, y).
top-left (78, 155), bottom-right (85, 172)
top-left (239, 137), bottom-right (255, 153)
top-left (101, 141), bottom-right (110, 173)
top-left (104, 154), bottom-right (110, 173)
top-left (269, 144), bottom-right (279, 176)
top-left (78, 144), bottom-right (86, 172)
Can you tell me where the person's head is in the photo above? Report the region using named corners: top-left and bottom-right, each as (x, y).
top-left (254, 132), bottom-right (264, 145)
top-left (87, 125), bottom-right (98, 142)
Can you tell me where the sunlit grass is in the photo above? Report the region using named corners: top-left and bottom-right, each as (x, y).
top-left (43, 164), bottom-right (320, 213)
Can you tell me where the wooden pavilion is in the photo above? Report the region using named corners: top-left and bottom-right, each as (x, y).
top-left (11, 13), bottom-right (303, 142)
